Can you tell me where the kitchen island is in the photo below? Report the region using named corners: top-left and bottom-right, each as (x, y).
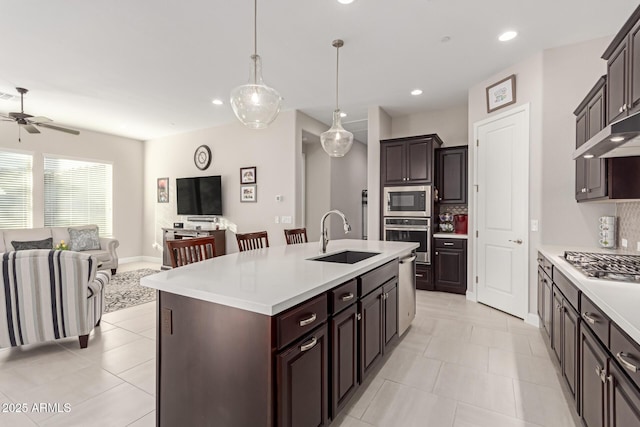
top-left (142, 239), bottom-right (418, 427)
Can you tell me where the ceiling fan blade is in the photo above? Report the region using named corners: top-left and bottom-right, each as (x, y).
top-left (36, 122), bottom-right (80, 135)
top-left (28, 116), bottom-right (52, 124)
top-left (22, 124), bottom-right (41, 134)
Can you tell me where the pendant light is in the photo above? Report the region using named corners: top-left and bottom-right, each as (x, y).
top-left (230, 0), bottom-right (282, 129)
top-left (321, 39), bottom-right (354, 157)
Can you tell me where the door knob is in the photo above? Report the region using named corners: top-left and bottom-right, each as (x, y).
top-left (509, 239), bottom-right (523, 244)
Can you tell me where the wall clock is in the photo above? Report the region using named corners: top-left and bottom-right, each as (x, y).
top-left (194, 145), bottom-right (212, 170)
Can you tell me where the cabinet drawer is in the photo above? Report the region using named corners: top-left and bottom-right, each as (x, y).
top-left (415, 264), bottom-right (432, 291)
top-left (537, 252), bottom-right (553, 278)
top-left (359, 260), bottom-right (398, 297)
top-left (553, 269), bottom-right (580, 311)
top-left (434, 238), bottom-right (465, 250)
top-left (329, 279), bottom-right (358, 315)
top-left (611, 324), bottom-right (640, 390)
top-left (580, 295), bottom-right (610, 347)
top-left (277, 293), bottom-right (328, 350)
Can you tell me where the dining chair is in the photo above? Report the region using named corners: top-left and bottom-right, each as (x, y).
top-left (166, 236), bottom-right (217, 268)
top-left (284, 228), bottom-right (308, 245)
top-left (236, 231), bottom-right (269, 252)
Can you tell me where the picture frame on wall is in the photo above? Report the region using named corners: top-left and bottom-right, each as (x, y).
top-left (240, 184), bottom-right (257, 203)
top-left (486, 74), bottom-right (516, 113)
top-left (157, 177), bottom-right (169, 203)
top-left (240, 166), bottom-right (257, 184)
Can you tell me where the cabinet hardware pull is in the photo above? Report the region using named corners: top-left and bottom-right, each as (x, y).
top-left (509, 239), bottom-right (523, 244)
top-left (300, 337), bottom-right (318, 352)
top-left (435, 251), bottom-right (439, 256)
top-left (357, 313), bottom-right (362, 321)
top-left (415, 274), bottom-right (424, 277)
top-left (299, 313), bottom-right (317, 327)
top-left (623, 104), bottom-right (628, 112)
top-left (620, 106), bottom-right (624, 113)
top-left (556, 303), bottom-right (562, 310)
top-left (616, 352), bottom-right (639, 373)
top-left (443, 242), bottom-right (454, 246)
top-left (400, 255), bottom-right (417, 264)
top-left (582, 312), bottom-right (597, 325)
top-left (341, 293), bottom-right (354, 301)
top-left (543, 278), bottom-right (547, 284)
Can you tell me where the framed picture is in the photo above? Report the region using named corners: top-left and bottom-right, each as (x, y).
top-left (486, 74), bottom-right (516, 113)
top-left (240, 184), bottom-right (257, 203)
top-left (240, 166), bottom-right (257, 184)
top-left (157, 177), bottom-right (169, 203)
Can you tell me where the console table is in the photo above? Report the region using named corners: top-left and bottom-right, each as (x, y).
top-left (161, 228), bottom-right (226, 269)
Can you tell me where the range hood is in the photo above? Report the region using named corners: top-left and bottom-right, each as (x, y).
top-left (573, 110), bottom-right (640, 159)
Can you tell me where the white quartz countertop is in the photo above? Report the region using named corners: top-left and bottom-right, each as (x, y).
top-left (538, 245), bottom-right (640, 344)
top-left (141, 239), bottom-right (418, 316)
top-left (433, 233), bottom-right (468, 239)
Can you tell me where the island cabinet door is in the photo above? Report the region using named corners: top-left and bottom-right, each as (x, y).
top-left (277, 324), bottom-right (329, 427)
top-left (331, 304), bottom-right (359, 417)
top-left (608, 361), bottom-right (640, 427)
top-left (383, 279), bottom-right (398, 349)
top-left (359, 287), bottom-right (384, 380)
top-left (580, 326), bottom-right (608, 427)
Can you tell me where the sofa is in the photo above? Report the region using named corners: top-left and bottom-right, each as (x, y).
top-left (0, 225), bottom-right (119, 274)
top-left (0, 249), bottom-right (110, 349)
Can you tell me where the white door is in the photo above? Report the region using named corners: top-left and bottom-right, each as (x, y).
top-left (474, 105), bottom-right (529, 319)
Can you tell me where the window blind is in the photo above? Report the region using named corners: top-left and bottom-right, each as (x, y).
top-left (0, 151), bottom-right (33, 229)
top-left (44, 156), bottom-right (113, 236)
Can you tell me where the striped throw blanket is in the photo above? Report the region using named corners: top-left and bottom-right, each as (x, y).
top-left (0, 249), bottom-right (110, 348)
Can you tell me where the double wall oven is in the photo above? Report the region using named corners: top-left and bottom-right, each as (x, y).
top-left (383, 186), bottom-right (432, 264)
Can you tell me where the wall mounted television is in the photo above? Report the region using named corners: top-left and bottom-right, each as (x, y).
top-left (176, 176), bottom-right (222, 216)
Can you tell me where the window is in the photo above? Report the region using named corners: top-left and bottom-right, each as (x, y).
top-left (0, 150), bottom-right (33, 229)
top-left (44, 156), bottom-right (113, 236)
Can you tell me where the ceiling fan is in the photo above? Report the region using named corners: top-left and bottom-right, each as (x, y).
top-left (0, 87), bottom-right (80, 139)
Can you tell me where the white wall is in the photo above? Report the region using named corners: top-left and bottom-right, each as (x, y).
top-left (142, 111), bottom-right (297, 256)
top-left (303, 138), bottom-right (331, 242)
top-left (0, 125), bottom-right (144, 258)
top-left (367, 106), bottom-right (392, 241)
top-left (541, 37), bottom-right (615, 246)
top-left (391, 105), bottom-right (469, 147)
top-left (329, 141), bottom-right (367, 240)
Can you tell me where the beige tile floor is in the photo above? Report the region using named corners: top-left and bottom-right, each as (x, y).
top-left (0, 263), bottom-right (580, 427)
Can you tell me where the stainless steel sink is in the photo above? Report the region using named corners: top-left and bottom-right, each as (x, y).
top-left (310, 250), bottom-right (379, 264)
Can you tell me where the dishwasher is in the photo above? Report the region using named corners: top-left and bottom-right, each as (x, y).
top-left (398, 251), bottom-right (417, 336)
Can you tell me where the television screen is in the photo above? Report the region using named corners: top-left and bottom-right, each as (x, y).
top-left (176, 176), bottom-right (222, 216)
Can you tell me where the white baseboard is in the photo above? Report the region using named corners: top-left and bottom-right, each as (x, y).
top-left (525, 313), bottom-right (540, 328)
top-left (119, 256), bottom-right (162, 265)
top-left (466, 291), bottom-right (477, 302)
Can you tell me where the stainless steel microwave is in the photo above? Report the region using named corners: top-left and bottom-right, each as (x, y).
top-left (383, 186), bottom-right (431, 217)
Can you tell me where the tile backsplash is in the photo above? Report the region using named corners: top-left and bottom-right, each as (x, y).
top-left (616, 201), bottom-right (640, 252)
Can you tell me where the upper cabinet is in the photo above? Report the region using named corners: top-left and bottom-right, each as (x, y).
top-left (574, 77), bottom-right (607, 201)
top-left (380, 134), bottom-right (443, 186)
top-left (435, 146), bottom-right (468, 205)
top-left (603, 7), bottom-right (640, 124)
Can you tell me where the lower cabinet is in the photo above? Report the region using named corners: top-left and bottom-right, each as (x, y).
top-left (539, 268), bottom-right (552, 339)
top-left (359, 287), bottom-right (384, 379)
top-left (580, 325), bottom-right (608, 427)
top-left (277, 324), bottom-right (329, 427)
top-left (433, 238), bottom-right (467, 294)
top-left (562, 300), bottom-right (579, 403)
top-left (331, 305), bottom-right (358, 416)
top-left (608, 361), bottom-right (640, 426)
top-left (552, 288), bottom-right (563, 363)
top-left (415, 264), bottom-right (432, 291)
top-left (383, 280), bottom-right (398, 348)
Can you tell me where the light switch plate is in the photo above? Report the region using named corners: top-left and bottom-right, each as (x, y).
top-left (622, 238), bottom-right (628, 248)
top-left (275, 216), bottom-right (279, 224)
top-left (282, 216), bottom-right (292, 224)
top-left (531, 220), bottom-right (538, 232)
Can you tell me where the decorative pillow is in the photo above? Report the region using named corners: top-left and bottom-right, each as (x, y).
top-left (11, 237), bottom-right (54, 251)
top-left (68, 227), bottom-right (101, 251)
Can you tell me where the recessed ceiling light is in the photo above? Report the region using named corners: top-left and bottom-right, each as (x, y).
top-left (337, 0), bottom-right (354, 4)
top-left (583, 154), bottom-right (595, 159)
top-left (411, 89), bottom-right (423, 96)
top-left (212, 99), bottom-right (223, 105)
top-left (499, 31), bottom-right (518, 42)
top-left (610, 136), bottom-right (625, 142)
top-left (340, 112), bottom-right (347, 118)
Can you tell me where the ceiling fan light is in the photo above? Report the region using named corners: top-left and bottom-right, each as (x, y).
top-left (321, 110), bottom-right (354, 157)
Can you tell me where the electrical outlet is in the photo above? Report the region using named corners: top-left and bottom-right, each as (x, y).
top-left (531, 220), bottom-right (539, 232)
top-left (622, 238), bottom-right (628, 248)
top-left (275, 216), bottom-right (279, 224)
top-left (282, 216), bottom-right (292, 224)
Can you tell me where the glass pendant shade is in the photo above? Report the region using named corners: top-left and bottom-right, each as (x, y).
top-left (230, 54), bottom-right (282, 129)
top-left (321, 109), bottom-right (354, 157)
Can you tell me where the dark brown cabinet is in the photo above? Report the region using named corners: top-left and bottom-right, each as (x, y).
top-left (380, 134), bottom-right (443, 186)
top-left (415, 264), bottom-right (432, 291)
top-left (562, 299), bottom-right (580, 403)
top-left (608, 359), bottom-right (640, 427)
top-left (580, 325), bottom-right (609, 427)
top-left (552, 288), bottom-right (563, 363)
top-left (359, 287), bottom-right (383, 379)
top-left (382, 280), bottom-right (398, 348)
top-left (574, 77), bottom-right (607, 201)
top-left (435, 146), bottom-right (468, 205)
top-left (277, 324), bottom-right (329, 427)
top-left (330, 304), bottom-right (358, 417)
top-left (603, 9), bottom-right (640, 123)
top-left (433, 238), bottom-right (467, 295)
top-left (537, 254), bottom-right (553, 340)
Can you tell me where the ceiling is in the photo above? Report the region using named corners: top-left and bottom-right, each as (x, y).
top-left (0, 0), bottom-right (637, 142)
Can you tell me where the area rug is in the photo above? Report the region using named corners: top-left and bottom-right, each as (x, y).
top-left (104, 268), bottom-right (160, 313)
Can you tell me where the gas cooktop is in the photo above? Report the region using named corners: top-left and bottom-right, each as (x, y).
top-left (564, 251), bottom-right (640, 283)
